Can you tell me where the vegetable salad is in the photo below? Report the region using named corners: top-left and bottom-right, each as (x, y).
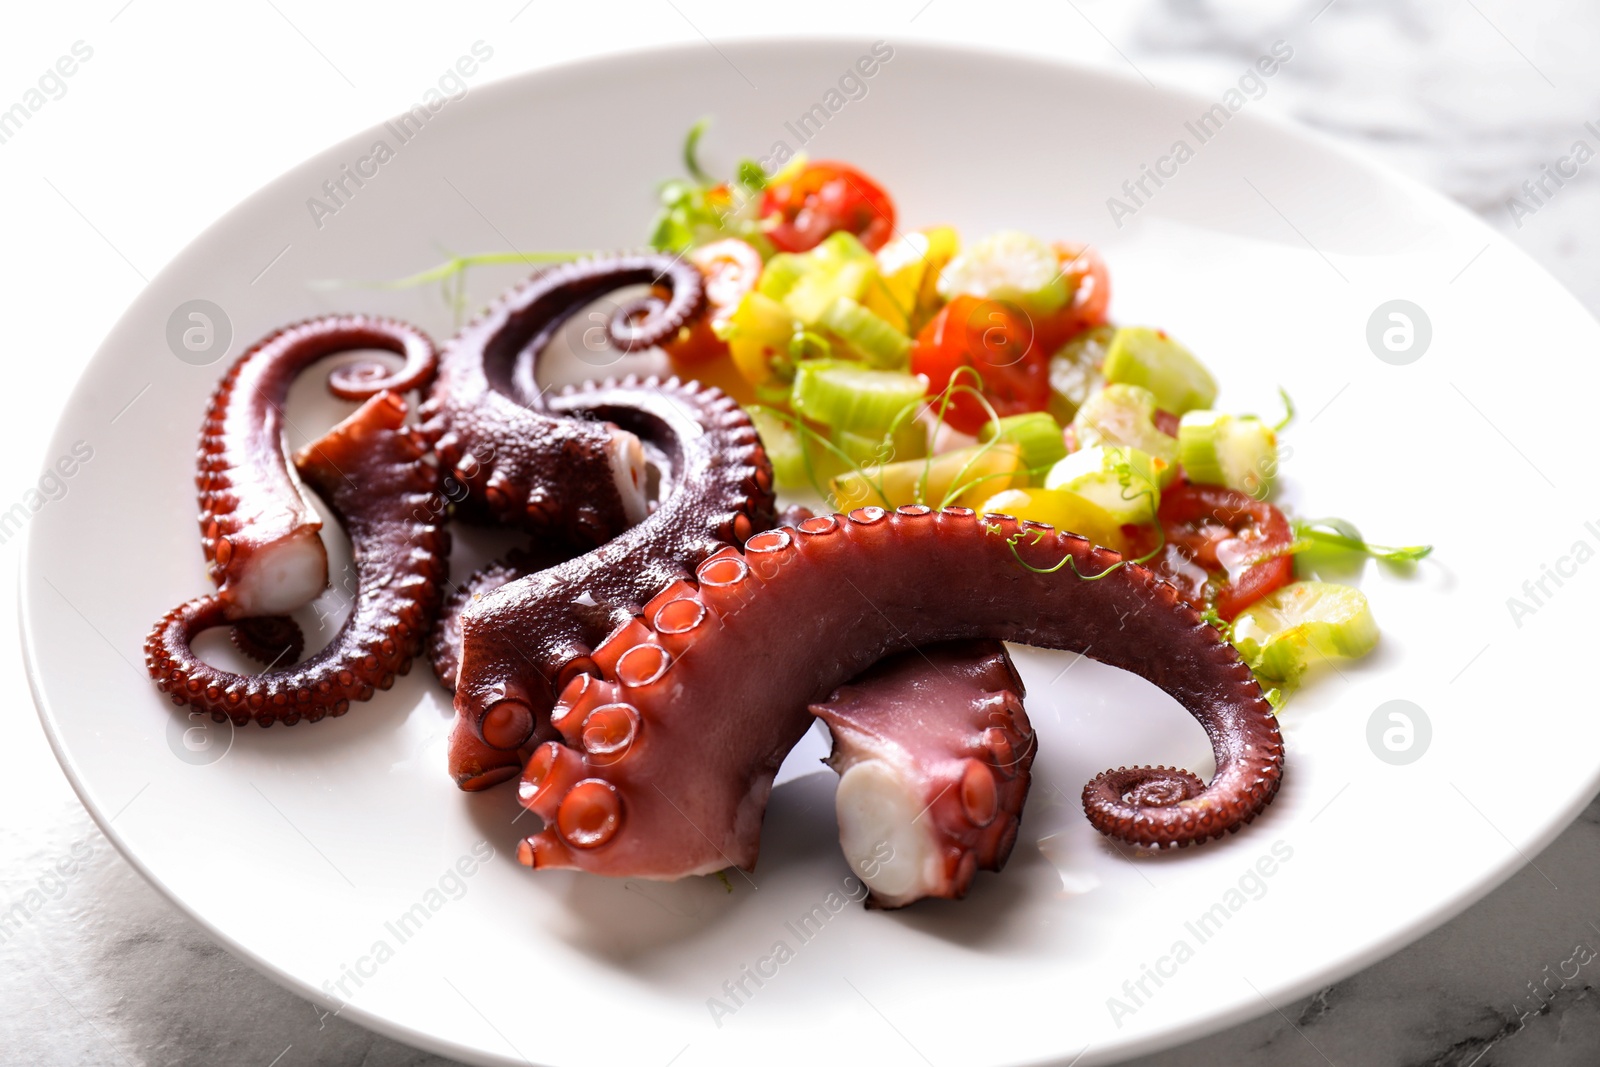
top-left (645, 123), bottom-right (1428, 704)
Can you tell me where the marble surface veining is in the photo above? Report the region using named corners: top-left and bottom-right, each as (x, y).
top-left (6, 2), bottom-right (1599, 1064)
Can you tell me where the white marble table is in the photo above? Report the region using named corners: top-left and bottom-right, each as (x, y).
top-left (3, 2), bottom-right (1594, 1063)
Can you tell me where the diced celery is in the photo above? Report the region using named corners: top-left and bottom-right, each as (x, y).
top-left (831, 420), bottom-right (927, 468)
top-left (726, 292), bottom-right (801, 392)
top-left (818, 297), bottom-right (912, 368)
top-left (757, 254), bottom-right (807, 302)
top-left (1101, 327), bottom-right (1217, 415)
top-left (747, 407), bottom-right (809, 488)
top-left (780, 232), bottom-right (880, 327)
top-left (790, 362), bottom-right (927, 436)
top-left (1071, 384), bottom-right (1178, 483)
top-left (976, 487), bottom-right (1128, 553)
top-left (1047, 325), bottom-right (1113, 425)
top-left (747, 407), bottom-right (847, 490)
top-left (1178, 411), bottom-right (1279, 498)
top-left (1042, 445), bottom-right (1164, 525)
top-left (978, 412), bottom-right (1067, 476)
top-left (936, 230), bottom-right (1069, 315)
top-left (1230, 581), bottom-right (1379, 684)
top-left (814, 230), bottom-right (877, 267)
top-left (831, 443), bottom-right (1023, 511)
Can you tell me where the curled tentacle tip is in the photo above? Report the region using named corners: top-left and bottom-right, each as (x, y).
top-left (328, 359), bottom-right (396, 395)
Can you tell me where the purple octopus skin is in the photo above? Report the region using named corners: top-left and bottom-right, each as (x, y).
top-left (428, 543), bottom-right (578, 695)
top-left (418, 254), bottom-right (705, 548)
top-left (811, 640), bottom-right (1036, 908)
top-left (511, 507), bottom-right (1283, 881)
top-left (444, 374), bottom-right (776, 790)
top-left (146, 392), bottom-right (449, 726)
top-left (195, 314), bottom-right (436, 623)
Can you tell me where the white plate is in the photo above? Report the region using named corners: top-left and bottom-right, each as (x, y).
top-left (21, 39), bottom-right (1600, 1067)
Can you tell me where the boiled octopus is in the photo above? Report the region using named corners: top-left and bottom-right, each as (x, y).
top-left (418, 253), bottom-right (705, 546)
top-left (147, 390), bottom-right (447, 724)
top-left (418, 252), bottom-right (1042, 904)
top-left (440, 373), bottom-right (776, 788)
top-left (145, 248), bottom-right (1287, 908)
top-left (193, 314), bottom-right (435, 622)
top-left (508, 508), bottom-right (1283, 902)
top-left (147, 314), bottom-right (445, 724)
top-left (812, 640), bottom-right (1037, 908)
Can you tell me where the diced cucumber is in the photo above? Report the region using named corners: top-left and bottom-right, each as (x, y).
top-left (831, 442), bottom-right (1023, 511)
top-left (1071, 384), bottom-right (1178, 483)
top-left (976, 487), bottom-right (1128, 553)
top-left (978, 412), bottom-right (1067, 477)
top-left (1047, 325), bottom-right (1113, 425)
top-left (790, 362), bottom-right (927, 436)
top-left (936, 230), bottom-right (1069, 316)
top-left (1042, 445), bottom-right (1165, 525)
top-left (1178, 411), bottom-right (1278, 498)
top-left (1101, 327), bottom-right (1217, 415)
top-left (818, 297), bottom-right (912, 369)
top-left (1230, 581), bottom-right (1379, 684)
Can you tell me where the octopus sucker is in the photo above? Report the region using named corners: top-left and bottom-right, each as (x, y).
top-left (230, 615), bottom-right (306, 666)
top-left (145, 392), bottom-right (447, 725)
top-left (811, 640), bottom-right (1036, 909)
top-left (197, 314), bottom-right (437, 621)
top-left (509, 509), bottom-right (1282, 881)
top-left (446, 374), bottom-right (776, 789)
top-left (422, 253), bottom-right (704, 547)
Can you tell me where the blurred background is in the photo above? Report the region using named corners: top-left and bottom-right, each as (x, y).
top-left (2, 2), bottom-right (1594, 1064)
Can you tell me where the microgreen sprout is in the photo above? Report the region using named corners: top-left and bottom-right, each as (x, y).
top-left (325, 249), bottom-right (588, 327)
top-left (1272, 387), bottom-right (1295, 433)
top-left (649, 118), bottom-right (775, 255)
top-left (1290, 518), bottom-right (1432, 564)
top-left (682, 116), bottom-right (715, 186)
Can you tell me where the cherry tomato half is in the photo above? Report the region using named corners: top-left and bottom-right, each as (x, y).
top-left (761, 162), bottom-right (896, 253)
top-left (911, 295), bottom-right (1050, 435)
top-left (1036, 242), bottom-right (1113, 355)
top-left (661, 238), bottom-right (765, 366)
top-left (1135, 482), bottom-right (1294, 621)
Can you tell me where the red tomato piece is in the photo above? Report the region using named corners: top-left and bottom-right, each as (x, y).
top-left (912, 295), bottom-right (1050, 435)
top-left (1141, 483), bottom-right (1295, 621)
top-left (761, 162), bottom-right (896, 253)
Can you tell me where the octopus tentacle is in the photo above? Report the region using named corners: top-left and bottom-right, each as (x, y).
top-left (447, 374), bottom-right (774, 789)
top-left (198, 314), bottom-right (436, 619)
top-left (502, 507), bottom-right (1281, 880)
top-left (420, 254), bottom-right (704, 546)
top-left (428, 537), bottom-right (583, 694)
top-left (430, 561), bottom-right (524, 695)
top-left (146, 392), bottom-right (448, 726)
top-left (812, 640), bottom-right (1036, 908)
